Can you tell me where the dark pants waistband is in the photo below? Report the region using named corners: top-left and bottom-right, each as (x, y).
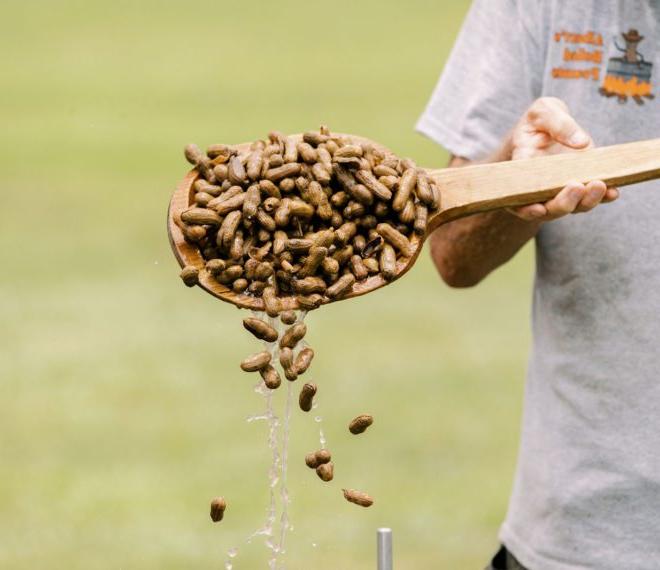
top-left (486, 546), bottom-right (528, 570)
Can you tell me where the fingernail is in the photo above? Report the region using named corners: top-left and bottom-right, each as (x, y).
top-left (569, 131), bottom-right (589, 146)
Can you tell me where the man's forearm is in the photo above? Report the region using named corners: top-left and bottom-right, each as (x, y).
top-left (429, 152), bottom-right (541, 287)
top-left (430, 207), bottom-right (540, 287)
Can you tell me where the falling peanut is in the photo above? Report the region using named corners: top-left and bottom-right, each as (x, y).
top-left (280, 322), bottom-right (307, 349)
top-left (210, 497), bottom-right (227, 522)
top-left (316, 462), bottom-right (334, 482)
top-left (342, 489), bottom-right (373, 508)
top-left (279, 347), bottom-right (298, 381)
top-left (260, 365), bottom-right (281, 390)
top-left (349, 414), bottom-right (373, 434)
top-left (305, 449), bottom-right (331, 469)
top-left (294, 348), bottom-right (314, 375)
top-left (243, 318), bottom-right (278, 343)
top-left (240, 351), bottom-right (272, 372)
top-left (298, 382), bottom-right (317, 412)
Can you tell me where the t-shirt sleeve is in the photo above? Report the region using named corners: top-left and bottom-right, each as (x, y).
top-left (416, 0), bottom-right (543, 161)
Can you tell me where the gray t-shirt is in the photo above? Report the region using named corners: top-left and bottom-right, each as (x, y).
top-left (416, 2), bottom-right (660, 569)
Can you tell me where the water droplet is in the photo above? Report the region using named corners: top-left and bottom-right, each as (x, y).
top-left (314, 416), bottom-right (322, 423)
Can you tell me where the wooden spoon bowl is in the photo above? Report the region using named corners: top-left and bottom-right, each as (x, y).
top-left (168, 134), bottom-right (660, 311)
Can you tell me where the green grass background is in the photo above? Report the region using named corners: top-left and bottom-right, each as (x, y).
top-left (0, 1), bottom-right (534, 568)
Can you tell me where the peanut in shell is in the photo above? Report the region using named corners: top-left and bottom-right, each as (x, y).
top-left (280, 310), bottom-right (297, 325)
top-left (342, 489), bottom-right (373, 508)
top-left (210, 497), bottom-right (227, 522)
top-left (260, 365), bottom-right (282, 389)
top-left (305, 448), bottom-right (331, 468)
top-left (240, 351), bottom-right (272, 372)
top-left (294, 347), bottom-right (315, 375)
top-left (316, 462), bottom-right (334, 482)
top-left (280, 323), bottom-right (307, 348)
top-left (180, 265), bottom-right (199, 287)
top-left (349, 414), bottom-right (373, 434)
top-left (298, 382), bottom-right (317, 412)
top-left (243, 318), bottom-right (278, 343)
top-left (326, 273), bottom-right (355, 299)
top-left (376, 223), bottom-right (413, 258)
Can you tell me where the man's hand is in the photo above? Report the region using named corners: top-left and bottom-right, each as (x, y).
top-left (504, 97), bottom-right (618, 222)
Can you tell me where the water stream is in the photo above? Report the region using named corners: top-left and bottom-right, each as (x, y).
top-left (223, 311), bottom-right (307, 570)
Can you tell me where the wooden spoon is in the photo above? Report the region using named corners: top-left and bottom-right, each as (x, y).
top-left (168, 135), bottom-right (660, 311)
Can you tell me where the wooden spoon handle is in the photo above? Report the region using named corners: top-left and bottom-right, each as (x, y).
top-left (425, 138), bottom-right (660, 230)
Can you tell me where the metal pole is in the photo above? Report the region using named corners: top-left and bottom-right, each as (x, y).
top-left (377, 528), bottom-right (393, 570)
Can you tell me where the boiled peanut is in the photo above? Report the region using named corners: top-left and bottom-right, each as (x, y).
top-left (298, 382), bottom-right (317, 412)
top-left (355, 170), bottom-right (392, 201)
top-left (181, 208), bottom-right (221, 226)
top-left (262, 286), bottom-right (281, 318)
top-left (342, 489), bottom-right (373, 508)
top-left (376, 223), bottom-right (413, 257)
top-left (280, 310), bottom-right (297, 325)
top-left (326, 273), bottom-right (355, 299)
top-left (349, 414), bottom-right (373, 434)
top-left (380, 244), bottom-right (396, 280)
top-left (243, 318), bottom-right (278, 342)
top-left (180, 265), bottom-right (199, 287)
top-left (240, 351), bottom-right (272, 372)
top-left (280, 322), bottom-right (307, 349)
top-left (305, 448), bottom-right (331, 468)
top-left (228, 155), bottom-right (247, 185)
top-left (210, 497), bottom-right (227, 522)
top-left (206, 259), bottom-right (226, 275)
top-left (279, 347), bottom-right (297, 381)
top-left (260, 365), bottom-right (281, 389)
top-left (414, 203), bottom-right (428, 234)
top-left (294, 347), bottom-right (314, 375)
top-left (414, 170), bottom-right (434, 206)
top-left (350, 255), bottom-right (369, 281)
top-left (299, 246), bottom-right (327, 278)
top-left (296, 294), bottom-right (323, 310)
top-left (392, 168), bottom-right (416, 212)
top-left (316, 462), bottom-right (334, 482)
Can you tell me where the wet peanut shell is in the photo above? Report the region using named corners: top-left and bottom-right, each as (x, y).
top-left (349, 414), bottom-right (374, 434)
top-left (210, 497), bottom-right (227, 522)
top-left (180, 265), bottom-right (199, 287)
top-left (326, 273), bottom-right (355, 299)
top-left (306, 448), bottom-right (331, 468)
top-left (294, 347), bottom-right (315, 375)
top-left (243, 318), bottom-right (279, 343)
top-left (181, 207), bottom-right (221, 226)
top-left (260, 365), bottom-right (282, 389)
top-left (298, 382), bottom-right (317, 412)
top-left (342, 489), bottom-right (373, 508)
top-left (240, 351), bottom-right (272, 372)
top-left (376, 223), bottom-right (413, 258)
top-left (280, 310), bottom-right (297, 325)
top-left (279, 347), bottom-right (298, 381)
top-left (316, 462), bottom-right (334, 482)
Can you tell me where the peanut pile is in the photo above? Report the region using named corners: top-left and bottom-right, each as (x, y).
top-left (177, 126), bottom-right (440, 309)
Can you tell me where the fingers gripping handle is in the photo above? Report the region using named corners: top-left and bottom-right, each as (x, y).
top-left (426, 138), bottom-right (660, 229)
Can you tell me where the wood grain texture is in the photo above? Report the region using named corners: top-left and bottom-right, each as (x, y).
top-left (426, 138), bottom-right (660, 230)
top-left (168, 136), bottom-right (660, 309)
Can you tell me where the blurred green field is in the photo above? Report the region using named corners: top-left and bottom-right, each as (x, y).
top-left (0, 1), bottom-right (534, 568)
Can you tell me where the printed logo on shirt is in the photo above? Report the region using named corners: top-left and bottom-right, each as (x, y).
top-left (552, 30), bottom-right (603, 81)
top-left (599, 29), bottom-right (655, 105)
top-left (551, 28), bottom-right (655, 106)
